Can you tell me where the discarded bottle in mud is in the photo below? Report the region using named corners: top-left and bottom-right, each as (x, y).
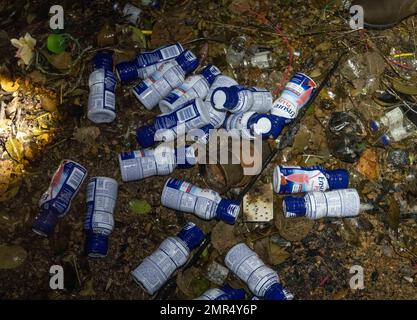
top-left (113, 2), bottom-right (142, 25)
top-left (224, 243), bottom-right (294, 300)
top-left (136, 98), bottom-right (211, 148)
top-left (32, 160), bottom-right (88, 237)
top-left (115, 43), bottom-right (184, 83)
top-left (84, 177), bottom-right (118, 258)
top-left (161, 178), bottom-right (241, 224)
top-left (225, 112), bottom-right (286, 140)
top-left (370, 107), bottom-right (404, 135)
top-left (377, 122), bottom-right (416, 146)
top-left (87, 51), bottom-right (117, 123)
top-left (212, 85), bottom-right (273, 114)
top-left (133, 50), bottom-right (199, 110)
top-left (283, 189), bottom-right (367, 220)
top-left (194, 284), bottom-right (246, 300)
top-left (131, 222), bottom-right (204, 295)
top-left (205, 75), bottom-right (238, 104)
top-left (119, 145), bottom-right (196, 182)
top-left (273, 165), bottom-right (350, 194)
top-left (159, 64), bottom-right (221, 113)
top-left (271, 72), bottom-right (317, 123)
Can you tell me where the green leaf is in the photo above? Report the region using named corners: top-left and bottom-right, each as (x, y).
top-left (129, 199), bottom-right (152, 215)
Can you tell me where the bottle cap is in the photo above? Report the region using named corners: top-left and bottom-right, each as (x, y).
top-left (93, 51), bottom-right (114, 71)
top-left (201, 64), bottom-right (221, 86)
top-left (283, 196), bottom-right (306, 218)
top-left (216, 199), bottom-right (240, 224)
top-left (115, 60), bottom-right (139, 83)
top-left (32, 208), bottom-right (60, 237)
top-left (85, 231), bottom-right (109, 258)
top-left (379, 134), bottom-right (391, 146)
top-left (369, 120), bottom-right (381, 132)
top-left (326, 169), bottom-right (350, 190)
top-left (267, 115), bottom-right (286, 140)
top-left (221, 284), bottom-right (246, 300)
top-left (176, 50), bottom-right (199, 74)
top-left (264, 283), bottom-right (294, 300)
top-left (136, 124), bottom-right (157, 148)
top-left (177, 222), bottom-right (205, 251)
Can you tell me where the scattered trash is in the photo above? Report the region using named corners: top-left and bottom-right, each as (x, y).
top-left (243, 181), bottom-right (274, 222)
top-left (283, 189), bottom-right (371, 220)
top-left (161, 178), bottom-right (240, 224)
top-left (224, 243), bottom-right (293, 300)
top-left (131, 222), bottom-right (204, 295)
top-left (32, 160), bottom-right (88, 237)
top-left (87, 51), bottom-right (117, 123)
top-left (273, 165), bottom-right (349, 194)
top-left (84, 177), bottom-right (118, 258)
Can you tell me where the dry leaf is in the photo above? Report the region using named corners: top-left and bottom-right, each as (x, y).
top-left (73, 126), bottom-right (101, 144)
top-left (356, 149), bottom-right (379, 180)
top-left (211, 221), bottom-right (239, 254)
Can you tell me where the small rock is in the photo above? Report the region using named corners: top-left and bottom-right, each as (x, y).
top-left (0, 244), bottom-right (27, 269)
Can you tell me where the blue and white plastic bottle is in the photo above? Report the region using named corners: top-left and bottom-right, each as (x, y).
top-left (283, 189), bottom-right (361, 220)
top-left (131, 222), bottom-right (205, 295)
top-left (84, 177), bottom-right (118, 258)
top-left (271, 73), bottom-right (317, 123)
top-left (136, 98), bottom-right (211, 148)
top-left (273, 165), bottom-right (350, 194)
top-left (159, 64), bottom-right (221, 113)
top-left (205, 75), bottom-right (238, 104)
top-left (212, 85), bottom-right (273, 114)
top-left (116, 43), bottom-right (184, 83)
top-left (87, 51), bottom-right (117, 123)
top-left (194, 284), bottom-right (246, 300)
top-left (225, 112), bottom-right (286, 140)
top-left (118, 145), bottom-right (196, 182)
top-left (161, 178), bottom-right (241, 224)
top-left (32, 160), bottom-right (88, 237)
top-left (224, 243), bottom-right (294, 300)
top-left (132, 50), bottom-right (199, 110)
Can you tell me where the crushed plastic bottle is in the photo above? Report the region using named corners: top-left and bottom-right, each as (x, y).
top-left (273, 165), bottom-right (350, 194)
top-left (243, 50), bottom-right (275, 69)
top-left (131, 222), bottom-right (204, 295)
top-left (226, 36), bottom-right (247, 69)
top-left (271, 73), bottom-right (317, 123)
top-left (161, 177), bottom-right (241, 224)
top-left (283, 189), bottom-right (369, 220)
top-left (136, 98), bottom-right (211, 148)
top-left (87, 51), bottom-right (117, 123)
top-left (211, 86), bottom-right (273, 114)
top-left (132, 50), bottom-right (199, 110)
top-left (116, 43), bottom-right (184, 83)
top-left (118, 145), bottom-right (196, 182)
top-left (194, 284), bottom-right (246, 300)
top-left (159, 64), bottom-right (221, 113)
top-left (84, 177), bottom-right (118, 258)
top-left (224, 112), bottom-right (286, 140)
top-left (113, 2), bottom-right (142, 25)
top-left (224, 243), bottom-right (294, 300)
top-left (32, 160), bottom-right (88, 237)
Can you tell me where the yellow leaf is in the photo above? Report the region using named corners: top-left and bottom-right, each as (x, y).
top-left (0, 78), bottom-right (20, 92)
top-left (5, 138), bottom-right (24, 161)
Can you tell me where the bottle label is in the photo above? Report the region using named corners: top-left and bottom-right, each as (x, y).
top-left (250, 87), bottom-right (273, 113)
top-left (306, 189), bottom-right (360, 219)
top-left (162, 76), bottom-right (209, 110)
top-left (161, 178), bottom-right (220, 219)
top-left (155, 100), bottom-right (200, 130)
top-left (84, 177), bottom-right (117, 234)
top-left (230, 86), bottom-right (252, 113)
top-left (39, 160), bottom-right (87, 217)
top-left (136, 43), bottom-right (183, 69)
top-left (197, 289), bottom-right (227, 300)
top-left (88, 69), bottom-right (117, 112)
top-left (271, 73), bottom-right (317, 123)
top-left (274, 166), bottom-right (329, 194)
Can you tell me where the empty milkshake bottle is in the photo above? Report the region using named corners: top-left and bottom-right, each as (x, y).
top-left (132, 50), bottom-right (199, 110)
top-left (131, 222), bottom-right (204, 295)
